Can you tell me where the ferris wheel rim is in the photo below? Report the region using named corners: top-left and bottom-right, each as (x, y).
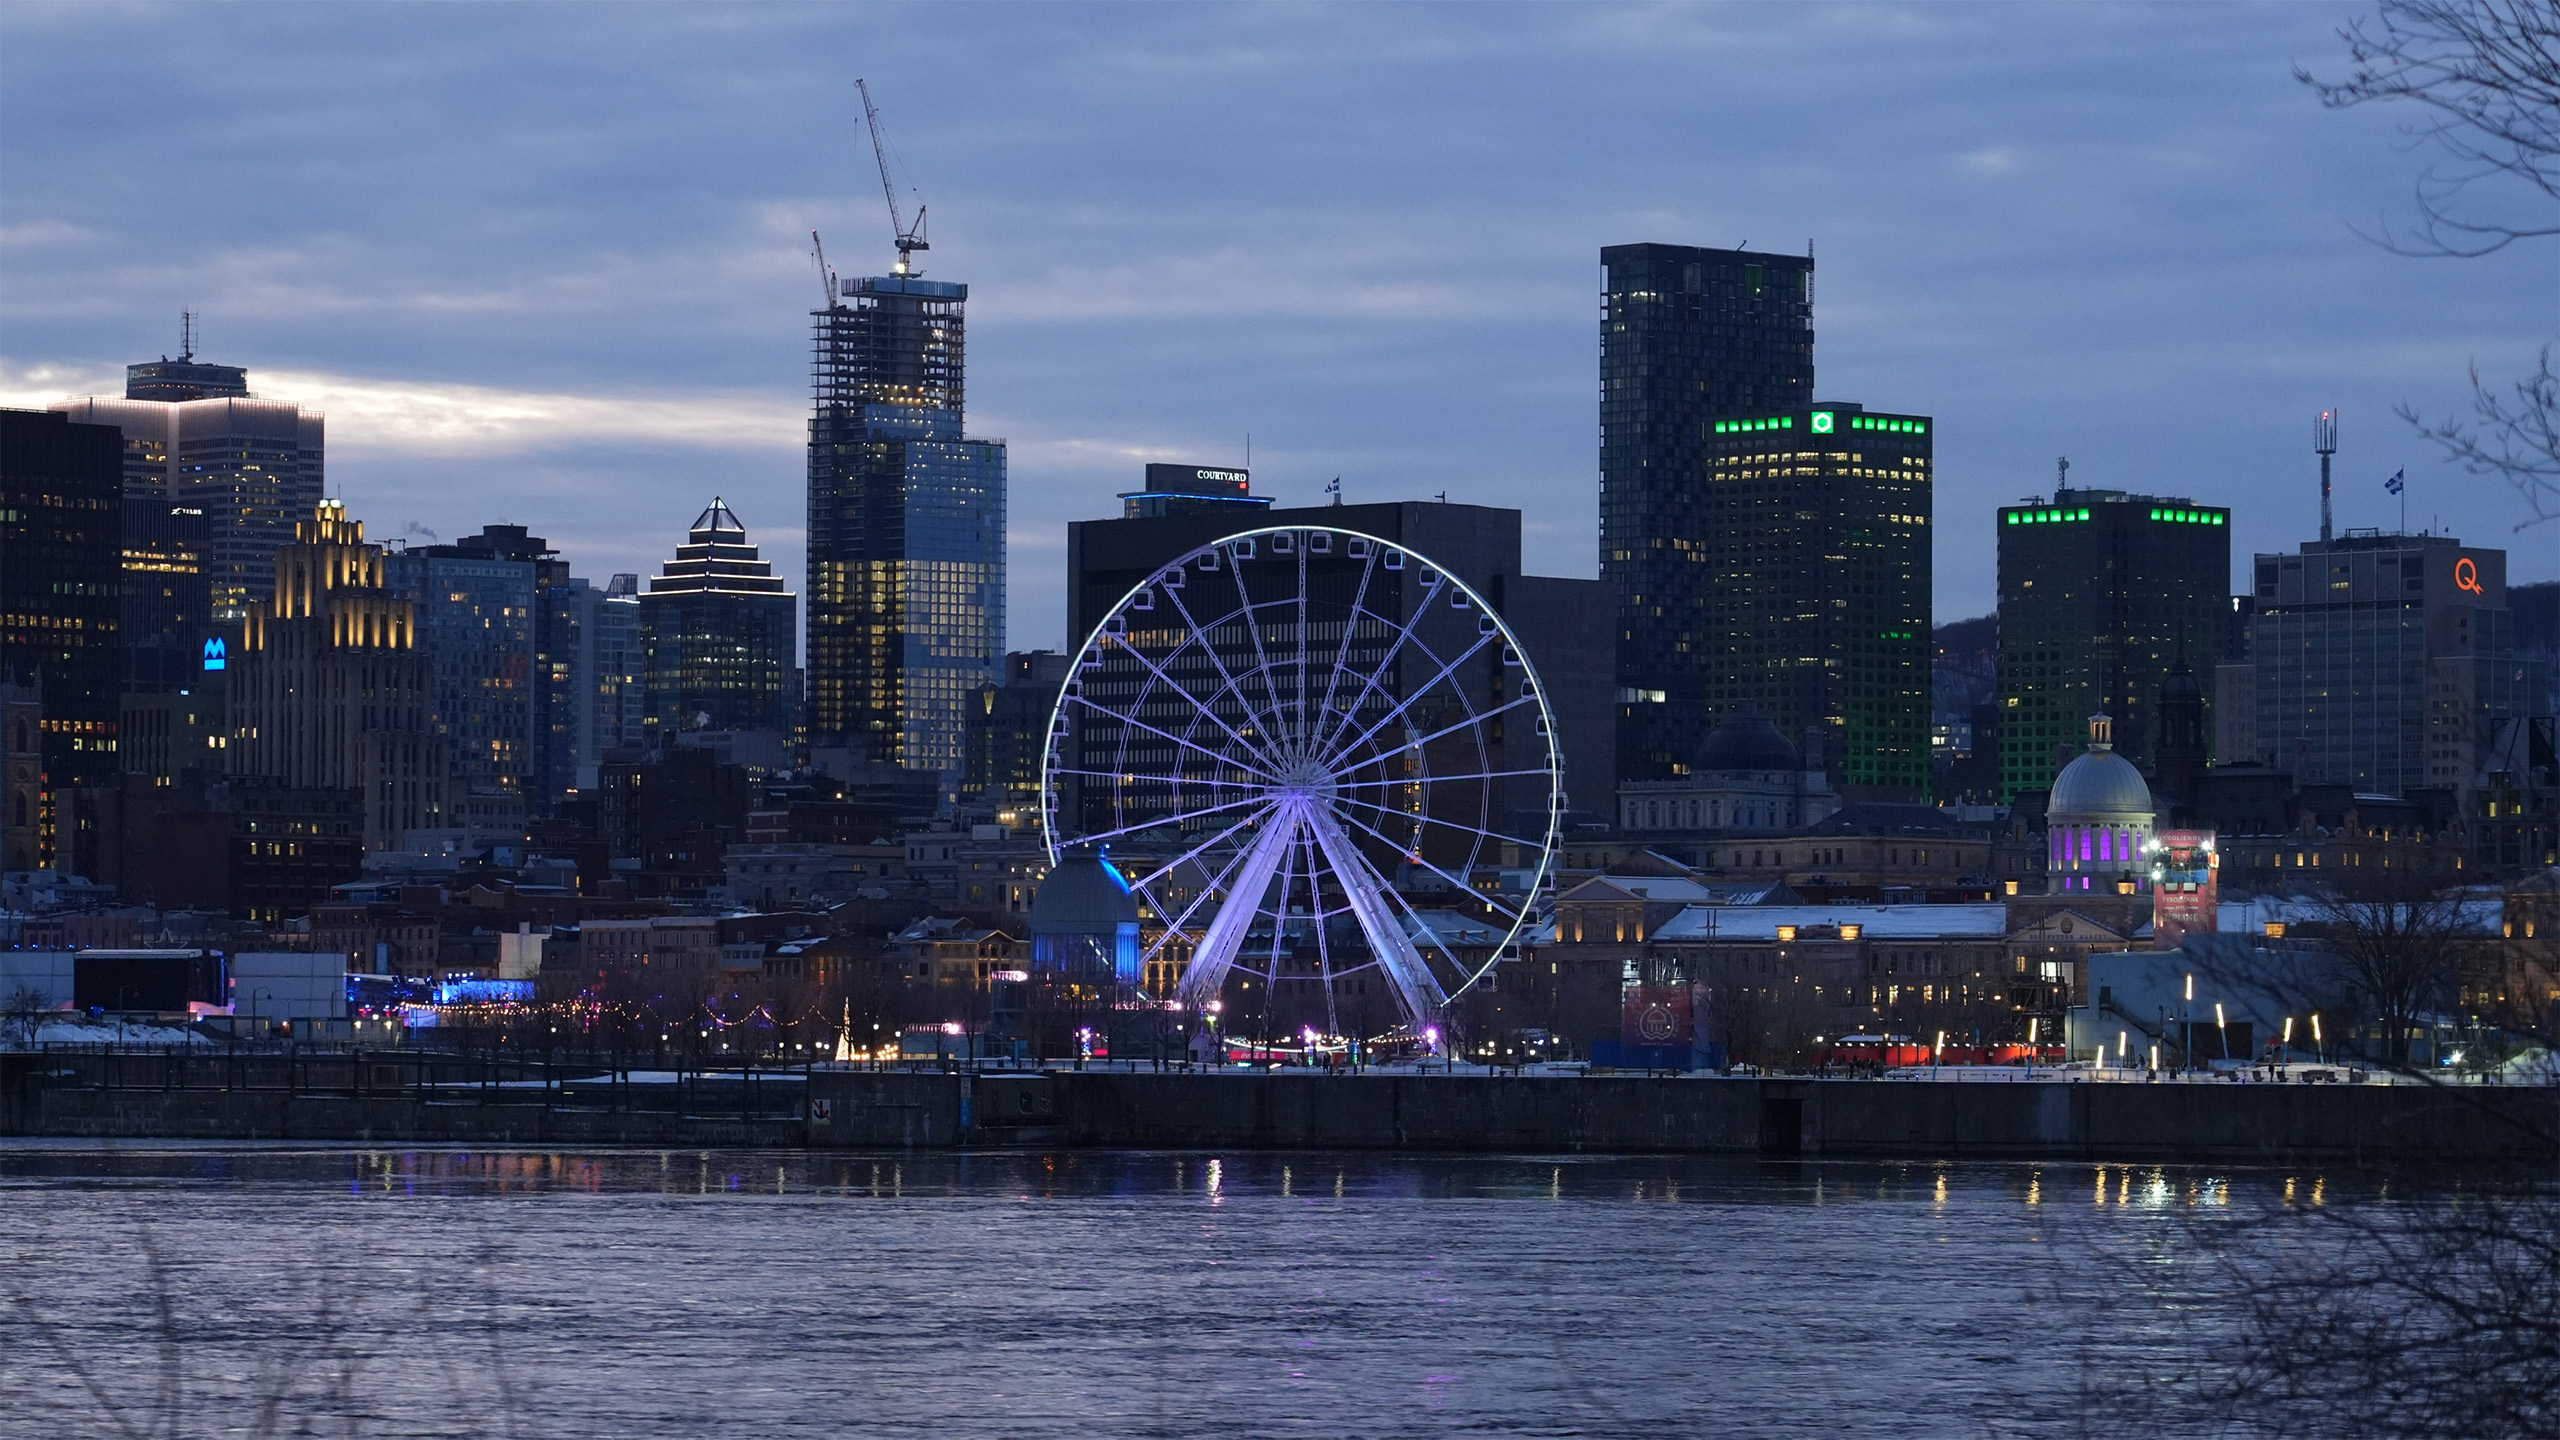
top-left (1037, 522), bottom-right (1567, 1006)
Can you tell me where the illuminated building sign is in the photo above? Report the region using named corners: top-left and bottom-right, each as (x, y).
top-left (201, 637), bottom-right (226, 671)
top-left (2146, 507), bottom-right (2224, 525)
top-left (1718, 413), bottom-right (1930, 437)
top-left (2456, 556), bottom-right (2484, 594)
top-left (2007, 508), bottom-right (2091, 524)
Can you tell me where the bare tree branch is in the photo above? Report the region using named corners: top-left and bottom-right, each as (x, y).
top-left (2398, 344), bottom-right (2560, 526)
top-left (2297, 0), bottom-right (2560, 256)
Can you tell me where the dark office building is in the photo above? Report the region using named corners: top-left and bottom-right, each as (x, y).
top-left (2249, 532), bottom-right (2542, 797)
top-left (641, 498), bottom-right (797, 735)
top-left (1600, 242), bottom-right (1816, 785)
top-left (1120, 464), bottom-right (1272, 520)
top-left (1068, 497), bottom-right (1616, 821)
top-left (388, 523), bottom-right (587, 807)
top-left (120, 495), bottom-right (211, 693)
top-left (1683, 402), bottom-right (1934, 799)
top-left (1996, 486), bottom-right (2232, 799)
top-left (2, 410), bottom-right (125, 828)
top-left (965, 650), bottom-right (1072, 811)
top-left (807, 271), bottom-right (1006, 773)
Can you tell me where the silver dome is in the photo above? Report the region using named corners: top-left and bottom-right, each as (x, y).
top-left (2048, 748), bottom-right (2154, 819)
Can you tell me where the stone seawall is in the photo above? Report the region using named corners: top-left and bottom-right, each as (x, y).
top-left (6, 1060), bottom-right (2552, 1164)
top-left (1024, 1073), bottom-right (2558, 1163)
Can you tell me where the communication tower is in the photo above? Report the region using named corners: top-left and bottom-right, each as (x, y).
top-left (2314, 408), bottom-right (2339, 544)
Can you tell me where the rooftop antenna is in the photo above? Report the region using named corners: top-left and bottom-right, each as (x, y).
top-left (2057, 455), bottom-right (2070, 494)
top-left (811, 230), bottom-right (838, 308)
top-left (2314, 409), bottom-right (2339, 544)
top-left (179, 311), bottom-right (195, 363)
top-left (856, 78), bottom-right (929, 276)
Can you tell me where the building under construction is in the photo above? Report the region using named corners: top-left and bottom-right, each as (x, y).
top-left (806, 270), bottom-right (1006, 773)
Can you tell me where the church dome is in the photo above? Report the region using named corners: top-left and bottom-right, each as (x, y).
top-left (1696, 707), bottom-right (1801, 774)
top-left (2049, 713), bottom-right (2154, 819)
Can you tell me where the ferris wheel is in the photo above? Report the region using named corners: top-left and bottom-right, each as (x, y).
top-left (1039, 524), bottom-right (1564, 1033)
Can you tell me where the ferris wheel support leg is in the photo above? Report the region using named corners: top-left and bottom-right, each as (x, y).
top-left (1175, 808), bottom-right (1298, 1014)
top-left (1303, 804), bottom-right (1447, 1025)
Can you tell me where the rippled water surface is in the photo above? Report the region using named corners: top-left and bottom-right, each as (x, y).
top-left (0, 1142), bottom-right (2300, 1438)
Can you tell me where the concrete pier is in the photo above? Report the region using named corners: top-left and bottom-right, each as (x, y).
top-left (6, 1055), bottom-right (2552, 1163)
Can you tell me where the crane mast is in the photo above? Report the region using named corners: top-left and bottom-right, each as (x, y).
top-left (856, 77), bottom-right (928, 275)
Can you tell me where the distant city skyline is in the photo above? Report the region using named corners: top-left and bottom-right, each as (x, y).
top-left (2, 3), bottom-right (2548, 655)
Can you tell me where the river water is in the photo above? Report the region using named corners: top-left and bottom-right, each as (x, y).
top-left (0, 1142), bottom-right (2305, 1438)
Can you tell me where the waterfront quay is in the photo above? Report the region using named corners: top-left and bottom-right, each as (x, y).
top-left (4, 1052), bottom-right (2550, 1164)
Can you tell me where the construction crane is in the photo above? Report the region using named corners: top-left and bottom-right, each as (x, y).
top-left (856, 77), bottom-right (928, 275)
top-left (811, 229), bottom-right (838, 308)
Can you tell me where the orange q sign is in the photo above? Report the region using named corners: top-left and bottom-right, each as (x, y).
top-left (2455, 557), bottom-right (2485, 595)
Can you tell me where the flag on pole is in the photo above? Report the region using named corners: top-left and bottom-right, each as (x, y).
top-left (2384, 469), bottom-right (2405, 495)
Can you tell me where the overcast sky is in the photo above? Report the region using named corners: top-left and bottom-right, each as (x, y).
top-left (3, 2), bottom-right (2550, 653)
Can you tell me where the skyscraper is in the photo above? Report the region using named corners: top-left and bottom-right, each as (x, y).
top-left (0, 409), bottom-right (124, 861)
top-left (387, 525), bottom-right (554, 805)
top-left (229, 500), bottom-right (445, 853)
top-left (52, 343), bottom-right (323, 624)
top-left (1995, 485), bottom-right (2232, 799)
top-left (571, 573), bottom-right (644, 791)
top-left (1691, 402), bottom-right (1934, 799)
top-left (1599, 243), bottom-right (1815, 784)
top-left (2250, 531), bottom-right (2542, 797)
top-left (641, 498), bottom-right (797, 735)
top-left (807, 272), bottom-right (1006, 774)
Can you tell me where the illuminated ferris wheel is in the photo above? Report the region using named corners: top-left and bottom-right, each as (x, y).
top-left (1039, 525), bottom-right (1564, 1032)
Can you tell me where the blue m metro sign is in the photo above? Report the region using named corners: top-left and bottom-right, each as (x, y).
top-left (202, 636), bottom-right (226, 671)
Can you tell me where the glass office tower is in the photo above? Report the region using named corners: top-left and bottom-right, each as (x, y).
top-left (808, 272), bottom-right (1006, 773)
top-left (2250, 532), bottom-right (2540, 797)
top-left (1996, 490), bottom-right (2232, 799)
top-left (1697, 404), bottom-right (1934, 799)
top-left (1599, 243), bottom-right (1815, 784)
top-left (642, 498), bottom-right (797, 735)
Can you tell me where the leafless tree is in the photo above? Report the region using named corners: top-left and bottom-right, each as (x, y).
top-left (2299, 0), bottom-right (2560, 256)
top-left (2300, 1), bottom-right (2560, 523)
top-left (2078, 1175), bottom-right (2560, 1440)
top-left (2302, 863), bottom-right (2481, 1067)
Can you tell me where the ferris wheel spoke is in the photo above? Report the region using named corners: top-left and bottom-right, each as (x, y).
top-left (1307, 543), bottom-right (1383, 753)
top-left (1300, 802), bottom-right (1446, 1020)
top-left (1328, 764), bottom-right (1557, 790)
top-left (1224, 559), bottom-right (1299, 753)
top-left (1137, 816), bottom-right (1277, 967)
top-left (1325, 802), bottom-right (1525, 926)
top-left (1088, 631), bottom-right (1280, 770)
top-left (1301, 827), bottom-right (1346, 1038)
top-left (1327, 684), bottom-right (1534, 774)
top-left (1126, 797), bottom-right (1284, 893)
top-left (1176, 802), bottom-right (1301, 1011)
top-left (1157, 574), bottom-right (1294, 762)
top-left (1046, 792), bottom-right (1277, 850)
top-left (1370, 873), bottom-right (1495, 997)
top-left (1302, 578), bottom-right (1444, 760)
top-left (1327, 791), bottom-right (1502, 852)
top-left (1066, 692), bottom-right (1280, 782)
